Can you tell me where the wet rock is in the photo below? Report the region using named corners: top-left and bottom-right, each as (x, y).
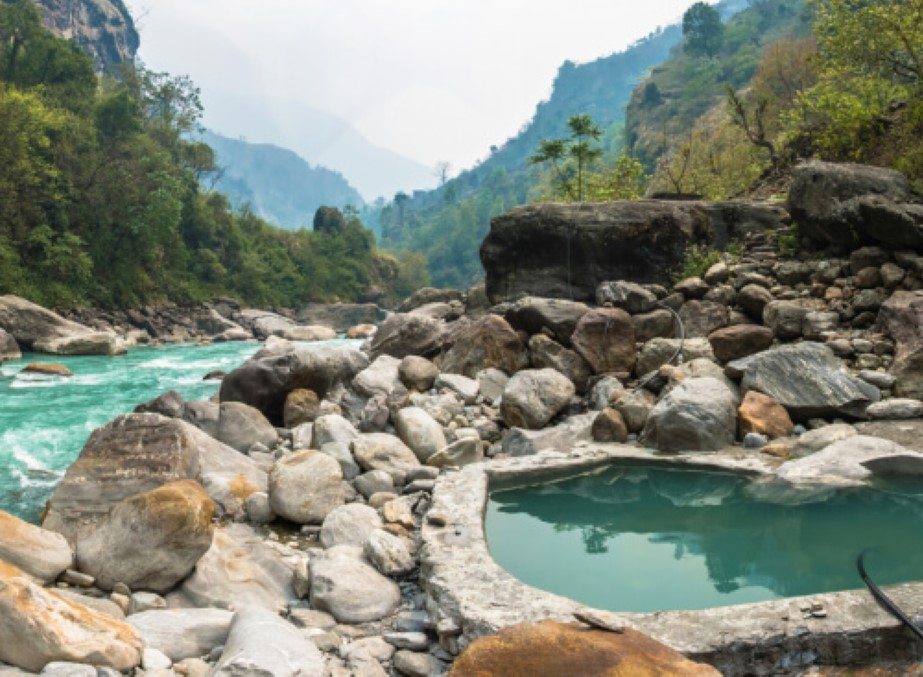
top-left (595, 281), bottom-right (656, 314)
top-left (707, 324), bottom-right (773, 363)
top-left (219, 346), bottom-right (368, 425)
top-left (570, 308), bottom-right (635, 375)
top-left (168, 524), bottom-right (303, 613)
top-left (727, 343), bottom-right (880, 420)
top-left (504, 297), bottom-right (590, 346)
top-left (640, 378), bottom-right (738, 452)
top-left (592, 408), bottom-right (628, 443)
top-left (76, 480), bottom-right (214, 593)
top-left (269, 450), bottom-right (344, 524)
top-left (738, 391), bottom-right (794, 440)
top-left (310, 546), bottom-right (401, 623)
top-left (398, 356), bottom-right (439, 392)
top-left (320, 504), bottom-right (383, 549)
top-left (439, 315), bottom-right (529, 378)
top-left (369, 313), bottom-right (447, 360)
top-left (128, 608), bottom-right (233, 662)
top-left (0, 510), bottom-right (72, 584)
top-left (213, 607), bottom-right (325, 676)
top-left (500, 368), bottom-right (575, 429)
top-left (448, 621), bottom-right (718, 676)
top-left (216, 402), bottom-right (279, 453)
top-left (0, 577), bottom-right (142, 672)
top-left (352, 433), bottom-right (421, 484)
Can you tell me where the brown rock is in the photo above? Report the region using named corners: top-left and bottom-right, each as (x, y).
top-left (738, 391), bottom-right (794, 440)
top-left (284, 389), bottom-right (320, 428)
top-left (570, 308), bottom-right (636, 375)
top-left (855, 267), bottom-right (883, 289)
top-left (592, 409), bottom-right (628, 443)
top-left (398, 355), bottom-right (440, 391)
top-left (0, 577), bottom-right (143, 672)
top-left (879, 291), bottom-right (923, 398)
top-left (439, 315), bottom-right (529, 378)
top-left (528, 334), bottom-right (592, 392)
top-left (761, 442), bottom-right (792, 459)
top-left (631, 309), bottom-right (675, 343)
top-left (346, 324), bottom-right (377, 339)
top-left (23, 363), bottom-right (73, 377)
top-left (449, 621), bottom-right (719, 677)
top-left (707, 325), bottom-right (773, 363)
top-left (678, 301), bottom-right (729, 338)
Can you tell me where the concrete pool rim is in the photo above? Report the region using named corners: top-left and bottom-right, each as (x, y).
top-left (420, 444), bottom-right (923, 673)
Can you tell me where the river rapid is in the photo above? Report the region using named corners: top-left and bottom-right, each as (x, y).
top-left (0, 339), bottom-right (354, 523)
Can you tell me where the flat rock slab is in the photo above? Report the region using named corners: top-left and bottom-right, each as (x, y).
top-left (128, 608), bottom-right (233, 662)
top-left (213, 607), bottom-right (325, 676)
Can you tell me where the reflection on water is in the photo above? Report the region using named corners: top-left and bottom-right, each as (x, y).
top-left (486, 465), bottom-right (923, 612)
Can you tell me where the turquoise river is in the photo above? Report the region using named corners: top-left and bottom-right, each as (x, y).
top-left (0, 340), bottom-right (355, 523)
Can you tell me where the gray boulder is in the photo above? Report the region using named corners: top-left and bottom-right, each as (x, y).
top-left (282, 325), bottom-right (337, 341)
top-left (727, 343), bottom-right (880, 420)
top-left (636, 337), bottom-right (714, 376)
top-left (309, 546), bottom-right (401, 623)
top-left (397, 287), bottom-right (464, 312)
top-left (352, 433), bottom-right (421, 485)
top-left (369, 313), bottom-right (446, 360)
top-left (879, 291), bottom-right (923, 398)
top-left (243, 310), bottom-right (295, 340)
top-left (398, 356), bottom-right (439, 392)
top-left (364, 530), bottom-right (415, 577)
top-left (0, 327), bottom-right (21, 362)
top-left (640, 378), bottom-right (738, 452)
top-left (502, 413), bottom-right (594, 456)
top-left (181, 400), bottom-right (220, 438)
top-left (504, 297), bottom-right (590, 345)
top-left (319, 503), bottom-right (383, 549)
top-left (528, 334), bottom-right (592, 392)
top-left (216, 402), bottom-right (279, 453)
top-left (427, 437), bottom-right (483, 468)
top-left (212, 607), bottom-right (325, 676)
top-left (500, 368), bottom-right (575, 429)
top-left (353, 355), bottom-right (403, 398)
top-left (595, 280), bottom-right (657, 314)
top-left (394, 407), bottom-right (447, 463)
top-left (269, 450), bottom-right (344, 524)
top-left (128, 608), bottom-right (233, 662)
top-left (296, 302), bottom-right (385, 332)
top-left (0, 295), bottom-right (124, 355)
top-left (312, 413), bottom-right (360, 448)
top-left (0, 509), bottom-right (72, 583)
top-left (434, 373), bottom-right (480, 404)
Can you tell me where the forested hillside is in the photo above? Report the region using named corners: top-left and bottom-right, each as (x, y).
top-left (203, 130), bottom-right (363, 231)
top-left (0, 0), bottom-right (417, 309)
top-left (370, 0), bottom-right (750, 289)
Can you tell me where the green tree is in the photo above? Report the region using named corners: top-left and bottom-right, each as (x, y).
top-left (683, 2), bottom-right (725, 58)
top-left (529, 114), bottom-right (603, 200)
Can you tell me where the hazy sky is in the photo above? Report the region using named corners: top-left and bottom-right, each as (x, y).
top-left (127, 1), bottom-right (709, 180)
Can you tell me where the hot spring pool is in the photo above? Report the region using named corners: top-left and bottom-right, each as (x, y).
top-left (486, 465), bottom-right (923, 613)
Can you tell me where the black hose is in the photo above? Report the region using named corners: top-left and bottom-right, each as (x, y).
top-left (857, 549), bottom-right (923, 643)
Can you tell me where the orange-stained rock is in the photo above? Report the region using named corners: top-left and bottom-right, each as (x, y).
top-left (346, 323), bottom-right (377, 339)
top-left (0, 509), bottom-right (73, 583)
top-left (738, 391), bottom-right (794, 440)
top-left (761, 442), bottom-right (793, 459)
top-left (23, 362), bottom-right (73, 377)
top-left (449, 621), bottom-right (719, 677)
top-left (439, 315), bottom-right (529, 378)
top-left (592, 409), bottom-right (628, 443)
top-left (0, 559), bottom-right (30, 581)
top-left (76, 480), bottom-right (215, 593)
top-left (0, 576), bottom-right (142, 672)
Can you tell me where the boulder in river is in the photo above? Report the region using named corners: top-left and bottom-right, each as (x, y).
top-left (369, 313), bottom-right (447, 360)
top-left (296, 302), bottom-right (385, 332)
top-left (0, 295), bottom-right (125, 356)
top-left (0, 327), bottom-right (21, 362)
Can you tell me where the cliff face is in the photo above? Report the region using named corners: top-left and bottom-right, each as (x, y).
top-left (34, 0), bottom-right (138, 71)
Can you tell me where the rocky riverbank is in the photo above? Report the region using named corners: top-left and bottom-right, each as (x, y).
top-left (4, 160), bottom-right (923, 674)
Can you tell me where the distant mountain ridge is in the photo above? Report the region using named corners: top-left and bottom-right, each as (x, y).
top-left (203, 130), bottom-right (364, 231)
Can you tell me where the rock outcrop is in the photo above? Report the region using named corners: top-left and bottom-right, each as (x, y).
top-left (36, 0), bottom-right (139, 72)
top-left (0, 295), bottom-right (124, 355)
top-left (481, 200), bottom-right (788, 302)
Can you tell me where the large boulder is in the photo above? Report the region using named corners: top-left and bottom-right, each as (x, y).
top-left (353, 355), bottom-right (403, 398)
top-left (0, 327), bottom-right (21, 362)
top-left (528, 334), bottom-right (592, 392)
top-left (369, 313), bottom-right (446, 360)
top-left (481, 201), bottom-right (787, 302)
top-left (879, 291), bottom-right (923, 398)
top-left (439, 315), bottom-right (529, 378)
top-left (309, 546), bottom-right (401, 623)
top-left (727, 343), bottom-right (880, 421)
top-left (296, 303), bottom-right (385, 332)
top-left (128, 608), bottom-right (233, 662)
top-left (282, 325), bottom-right (337, 342)
top-left (504, 297), bottom-right (590, 346)
top-left (394, 407), bottom-right (447, 463)
top-left (0, 510), bottom-right (72, 584)
top-left (448, 621), bottom-right (719, 676)
top-left (168, 524), bottom-right (303, 612)
top-left (42, 414), bottom-right (266, 541)
top-left (212, 607), bottom-right (326, 677)
top-left (636, 337), bottom-right (715, 376)
top-left (215, 402), bottom-right (279, 453)
top-left (351, 433), bottom-right (421, 485)
top-left (241, 310), bottom-right (295, 340)
top-left (737, 391), bottom-right (794, 440)
top-left (0, 295), bottom-right (124, 355)
top-left (398, 355), bottom-right (439, 391)
top-left (501, 413), bottom-right (595, 456)
top-left (640, 378), bottom-right (738, 452)
top-left (76, 481), bottom-right (215, 593)
top-left (219, 346), bottom-right (369, 425)
top-left (788, 160), bottom-right (921, 248)
top-left (570, 308), bottom-right (636, 375)
top-left (0, 577), bottom-right (143, 672)
top-left (319, 504), bottom-right (383, 549)
top-left (398, 287), bottom-right (464, 312)
top-left (707, 324), bottom-right (773, 363)
top-left (269, 450), bottom-right (345, 525)
top-left (501, 369), bottom-right (576, 429)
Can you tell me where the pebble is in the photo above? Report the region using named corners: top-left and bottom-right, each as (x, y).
top-left (383, 632), bottom-right (430, 651)
top-left (742, 432), bottom-right (769, 449)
